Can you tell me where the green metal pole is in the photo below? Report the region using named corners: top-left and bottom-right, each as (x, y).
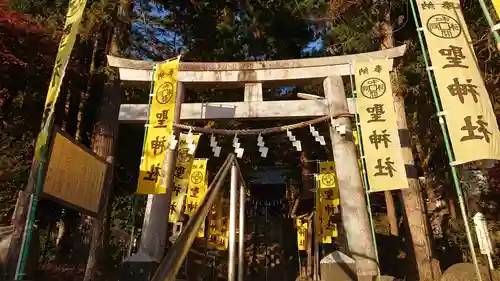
top-left (477, 0), bottom-right (500, 51)
top-left (15, 119), bottom-right (54, 280)
top-left (313, 173), bottom-right (319, 281)
top-left (347, 63), bottom-right (381, 280)
top-left (139, 65), bottom-right (157, 163)
top-left (408, 1), bottom-right (483, 280)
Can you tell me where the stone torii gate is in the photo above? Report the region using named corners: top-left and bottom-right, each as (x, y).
top-left (107, 45), bottom-right (406, 280)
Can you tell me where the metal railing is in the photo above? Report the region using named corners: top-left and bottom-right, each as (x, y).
top-left (151, 153), bottom-right (247, 281)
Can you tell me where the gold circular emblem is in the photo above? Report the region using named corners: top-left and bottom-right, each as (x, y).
top-left (177, 148), bottom-right (192, 163)
top-left (191, 171), bottom-right (204, 184)
top-left (321, 173), bottom-right (336, 187)
top-left (155, 82), bottom-right (174, 104)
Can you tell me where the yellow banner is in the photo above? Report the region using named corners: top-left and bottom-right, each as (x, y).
top-left (208, 201), bottom-right (228, 250)
top-left (208, 220), bottom-right (218, 248)
top-left (198, 174), bottom-right (209, 238)
top-left (353, 130), bottom-right (364, 175)
top-left (493, 0), bottom-right (500, 20)
top-left (185, 159), bottom-right (208, 216)
top-left (198, 220), bottom-right (205, 238)
top-left (416, 0), bottom-right (500, 164)
top-left (355, 58), bottom-right (409, 192)
top-left (296, 217), bottom-right (308, 251)
top-left (137, 59), bottom-right (180, 194)
top-left (215, 216), bottom-right (229, 250)
top-left (34, 0), bottom-right (87, 161)
top-left (169, 133), bottom-right (201, 223)
top-left (315, 168), bottom-right (340, 244)
top-left (315, 186), bottom-right (323, 242)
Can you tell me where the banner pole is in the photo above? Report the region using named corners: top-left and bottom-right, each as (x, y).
top-left (313, 175), bottom-right (320, 281)
top-left (138, 65), bottom-right (157, 166)
top-left (15, 117), bottom-right (54, 280)
top-left (408, 1), bottom-right (483, 280)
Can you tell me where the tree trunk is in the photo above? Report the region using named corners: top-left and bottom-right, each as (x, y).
top-left (448, 199), bottom-right (457, 220)
top-left (82, 0), bottom-right (129, 280)
top-left (395, 92), bottom-right (441, 281)
top-left (385, 191), bottom-right (399, 236)
top-left (76, 37), bottom-right (99, 143)
top-left (82, 80), bottom-right (121, 281)
top-left (374, 2), bottom-right (441, 280)
top-left (300, 151), bottom-right (314, 200)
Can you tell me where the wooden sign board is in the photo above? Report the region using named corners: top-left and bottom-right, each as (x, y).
top-left (42, 129), bottom-right (108, 215)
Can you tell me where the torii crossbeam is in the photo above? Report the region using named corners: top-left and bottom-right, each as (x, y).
top-left (108, 45), bottom-right (405, 122)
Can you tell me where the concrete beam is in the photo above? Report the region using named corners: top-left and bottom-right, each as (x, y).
top-left (119, 99), bottom-right (357, 123)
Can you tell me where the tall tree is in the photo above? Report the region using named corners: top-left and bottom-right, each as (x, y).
top-left (372, 0), bottom-right (441, 279)
top-left (83, 0), bottom-right (131, 279)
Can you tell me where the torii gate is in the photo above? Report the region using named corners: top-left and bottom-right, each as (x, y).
top-left (107, 45), bottom-right (406, 280)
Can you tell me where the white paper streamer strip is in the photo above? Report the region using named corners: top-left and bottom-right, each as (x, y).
top-left (209, 134), bottom-right (222, 157)
top-left (287, 130), bottom-right (302, 151)
top-left (233, 134), bottom-right (244, 158)
top-left (257, 134), bottom-right (268, 158)
top-left (168, 134), bottom-right (178, 150)
top-left (309, 125), bottom-right (326, 146)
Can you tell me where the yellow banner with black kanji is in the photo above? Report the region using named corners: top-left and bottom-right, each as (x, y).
top-left (296, 217), bottom-right (308, 251)
top-left (137, 59), bottom-right (180, 194)
top-left (185, 159), bottom-right (208, 216)
top-left (492, 0), bottom-right (500, 25)
top-left (208, 201), bottom-right (228, 250)
top-left (198, 220), bottom-right (206, 238)
top-left (355, 58), bottom-right (409, 192)
top-left (353, 130), bottom-right (365, 179)
top-left (169, 133), bottom-right (201, 223)
top-left (198, 174), bottom-right (209, 238)
top-left (34, 0), bottom-right (87, 161)
top-left (415, 0), bottom-right (500, 164)
top-left (316, 162), bottom-right (340, 243)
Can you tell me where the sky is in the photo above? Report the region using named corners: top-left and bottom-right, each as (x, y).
top-left (132, 1), bottom-right (326, 61)
top-left (302, 38), bottom-right (324, 54)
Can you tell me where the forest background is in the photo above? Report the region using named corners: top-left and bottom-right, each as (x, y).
top-left (1, 0), bottom-right (500, 280)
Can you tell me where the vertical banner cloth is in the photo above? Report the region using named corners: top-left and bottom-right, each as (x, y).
top-left (416, 0), bottom-right (500, 164)
top-left (208, 200), bottom-right (229, 250)
top-left (353, 130), bottom-right (365, 178)
top-left (296, 217), bottom-right (308, 251)
top-left (355, 58), bottom-right (409, 192)
top-left (316, 161), bottom-right (340, 243)
top-left (198, 174), bottom-right (209, 238)
top-left (169, 133), bottom-right (201, 223)
top-left (34, 0), bottom-right (87, 161)
top-left (137, 59), bottom-right (180, 194)
top-left (493, 0), bottom-right (500, 20)
top-left (185, 159), bottom-right (208, 216)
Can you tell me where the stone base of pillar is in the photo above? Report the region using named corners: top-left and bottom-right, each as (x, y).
top-left (118, 251), bottom-right (159, 281)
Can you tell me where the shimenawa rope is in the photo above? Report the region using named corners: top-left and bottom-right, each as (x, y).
top-left (172, 112), bottom-right (354, 135)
